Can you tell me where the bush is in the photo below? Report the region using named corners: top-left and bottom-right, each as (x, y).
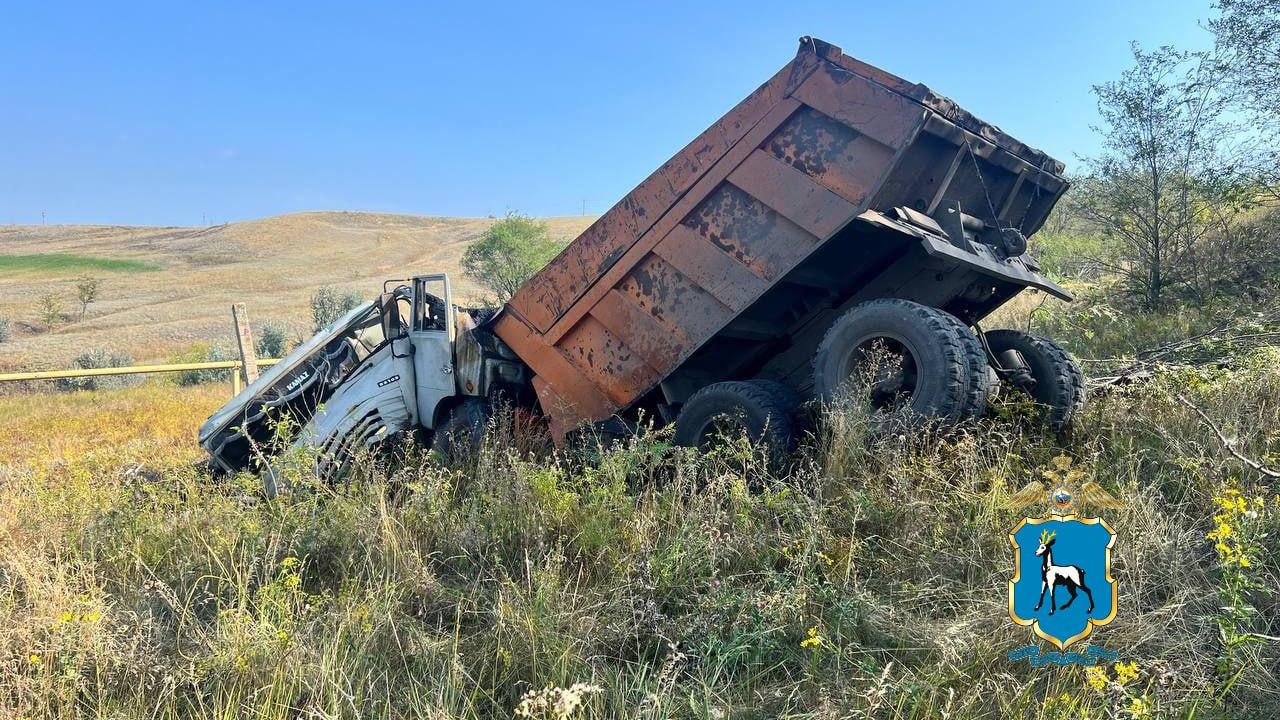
top-left (462, 212), bottom-right (564, 304)
top-left (255, 321), bottom-right (295, 358)
top-left (170, 343), bottom-right (233, 386)
top-left (54, 348), bottom-right (137, 391)
top-left (1027, 231), bottom-right (1115, 283)
top-left (311, 286), bottom-right (363, 332)
top-left (0, 317), bottom-right (10, 344)
top-left (36, 293), bottom-right (65, 329)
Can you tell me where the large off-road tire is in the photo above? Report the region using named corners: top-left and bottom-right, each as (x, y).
top-left (674, 380), bottom-right (796, 458)
top-left (749, 378), bottom-right (802, 413)
top-left (432, 398), bottom-right (489, 460)
top-left (750, 377), bottom-right (809, 437)
top-left (938, 312), bottom-right (996, 417)
top-left (812, 299), bottom-right (972, 421)
top-left (984, 330), bottom-right (1084, 429)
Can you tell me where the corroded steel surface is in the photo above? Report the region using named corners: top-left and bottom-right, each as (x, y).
top-left (494, 36), bottom-right (1068, 439)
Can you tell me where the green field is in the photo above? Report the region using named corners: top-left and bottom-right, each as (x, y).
top-left (0, 253), bottom-right (160, 274)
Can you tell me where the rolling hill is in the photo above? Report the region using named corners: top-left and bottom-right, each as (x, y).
top-left (0, 212), bottom-right (595, 369)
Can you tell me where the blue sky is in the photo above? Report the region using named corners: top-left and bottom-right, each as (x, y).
top-left (0, 1), bottom-right (1213, 226)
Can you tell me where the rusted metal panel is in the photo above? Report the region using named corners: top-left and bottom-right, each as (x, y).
top-left (791, 62), bottom-right (926, 150)
top-left (615, 255), bottom-right (734, 339)
top-left (726, 150), bottom-right (858, 240)
top-left (589, 289), bottom-right (688, 374)
top-left (557, 314), bottom-right (660, 407)
top-left (652, 224), bottom-right (769, 309)
top-left (764, 107), bottom-right (895, 207)
top-left (530, 375), bottom-right (577, 440)
top-left (683, 183), bottom-right (819, 281)
top-left (494, 36), bottom-right (1070, 438)
top-left (491, 311), bottom-right (615, 420)
top-left (807, 38), bottom-right (1064, 178)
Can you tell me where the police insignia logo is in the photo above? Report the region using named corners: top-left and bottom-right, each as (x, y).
top-left (1006, 456), bottom-right (1122, 651)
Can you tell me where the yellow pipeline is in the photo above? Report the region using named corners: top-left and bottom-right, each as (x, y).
top-left (0, 359), bottom-right (280, 383)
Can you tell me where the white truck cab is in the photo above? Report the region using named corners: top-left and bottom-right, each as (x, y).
top-left (198, 274), bottom-right (526, 479)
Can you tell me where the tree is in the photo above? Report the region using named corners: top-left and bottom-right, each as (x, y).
top-left (255, 321), bottom-right (294, 358)
top-left (1212, 0), bottom-right (1280, 199)
top-left (1075, 44), bottom-right (1249, 309)
top-left (461, 213), bottom-right (563, 304)
top-left (311, 286), bottom-right (364, 332)
top-left (37, 293), bottom-right (65, 329)
top-left (75, 276), bottom-right (101, 320)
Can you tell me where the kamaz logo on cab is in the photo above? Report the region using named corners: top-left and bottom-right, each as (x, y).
top-left (286, 371), bottom-right (310, 393)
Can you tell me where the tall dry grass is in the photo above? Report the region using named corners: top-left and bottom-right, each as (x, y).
top-left (0, 362), bottom-right (1278, 718)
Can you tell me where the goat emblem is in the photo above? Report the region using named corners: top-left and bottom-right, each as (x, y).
top-left (1010, 516), bottom-right (1117, 649)
top-left (1033, 529), bottom-right (1094, 615)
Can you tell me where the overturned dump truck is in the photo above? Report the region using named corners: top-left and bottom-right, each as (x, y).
top-left (200, 37), bottom-right (1082, 475)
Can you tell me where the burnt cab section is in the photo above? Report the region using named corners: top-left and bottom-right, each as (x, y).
top-left (199, 289), bottom-right (412, 473)
top-left (493, 37), bottom-right (1069, 438)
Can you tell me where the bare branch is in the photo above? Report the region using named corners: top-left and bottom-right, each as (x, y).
top-left (1174, 393), bottom-right (1280, 478)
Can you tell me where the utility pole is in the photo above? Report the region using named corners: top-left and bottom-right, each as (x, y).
top-left (41, 211), bottom-right (46, 225)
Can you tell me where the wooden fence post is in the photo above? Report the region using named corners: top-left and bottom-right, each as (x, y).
top-left (232, 304), bottom-right (259, 394)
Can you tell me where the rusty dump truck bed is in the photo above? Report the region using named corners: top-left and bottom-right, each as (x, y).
top-left (492, 37), bottom-right (1069, 437)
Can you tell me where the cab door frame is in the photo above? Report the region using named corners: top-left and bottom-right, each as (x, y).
top-left (409, 274), bottom-right (457, 429)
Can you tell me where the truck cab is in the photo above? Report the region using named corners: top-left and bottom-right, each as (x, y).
top-left (199, 273), bottom-right (509, 477)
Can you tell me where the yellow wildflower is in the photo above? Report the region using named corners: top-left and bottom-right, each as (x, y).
top-left (1206, 517), bottom-right (1232, 541)
top-left (1084, 665), bottom-right (1108, 692)
top-left (800, 626), bottom-right (824, 649)
top-left (1126, 695), bottom-right (1153, 719)
top-left (28, 654), bottom-right (41, 665)
top-left (1113, 660), bottom-right (1139, 685)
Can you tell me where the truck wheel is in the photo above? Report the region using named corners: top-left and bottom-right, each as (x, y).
top-left (750, 378), bottom-right (809, 435)
top-left (749, 378), bottom-right (802, 413)
top-left (433, 398), bottom-right (489, 460)
top-left (984, 330), bottom-right (1084, 429)
top-left (812, 299), bottom-right (970, 420)
top-left (939, 312), bottom-right (996, 417)
top-left (674, 381), bottom-right (795, 458)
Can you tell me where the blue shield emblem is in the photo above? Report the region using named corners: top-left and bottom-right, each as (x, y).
top-left (1009, 516), bottom-right (1117, 649)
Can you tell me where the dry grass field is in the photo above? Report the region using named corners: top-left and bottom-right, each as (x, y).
top-left (1, 367), bottom-right (1278, 718)
top-left (0, 212), bottom-right (593, 369)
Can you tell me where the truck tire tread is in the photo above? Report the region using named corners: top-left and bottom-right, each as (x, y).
top-left (674, 380), bottom-right (796, 457)
top-left (985, 329), bottom-right (1084, 428)
top-left (812, 298), bottom-right (970, 421)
